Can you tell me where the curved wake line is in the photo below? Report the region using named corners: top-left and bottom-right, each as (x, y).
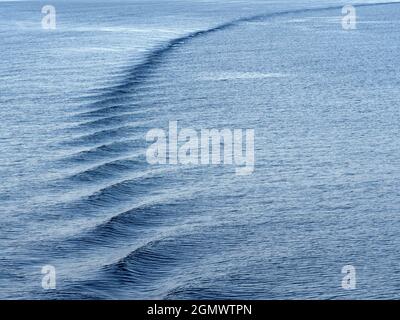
top-left (42, 1), bottom-right (400, 299)
top-left (55, 0), bottom-right (400, 233)
top-left (57, 0), bottom-right (400, 217)
top-left (64, 1), bottom-right (400, 163)
top-left (76, 1), bottom-right (400, 112)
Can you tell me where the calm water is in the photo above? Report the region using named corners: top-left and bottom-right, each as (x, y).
top-left (1, 0), bottom-right (400, 299)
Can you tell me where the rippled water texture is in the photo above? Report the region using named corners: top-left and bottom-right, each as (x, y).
top-left (1, 0), bottom-right (400, 299)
